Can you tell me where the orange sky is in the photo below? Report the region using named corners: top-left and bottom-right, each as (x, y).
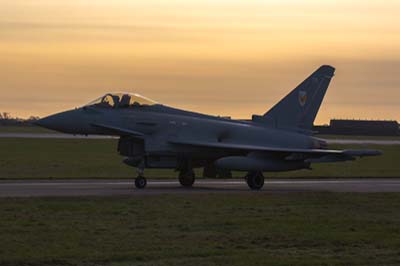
top-left (1, 0), bottom-right (399, 124)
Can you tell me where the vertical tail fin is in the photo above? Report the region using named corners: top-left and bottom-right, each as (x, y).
top-left (259, 65), bottom-right (335, 131)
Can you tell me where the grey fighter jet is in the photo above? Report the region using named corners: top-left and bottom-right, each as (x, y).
top-left (36, 65), bottom-right (381, 190)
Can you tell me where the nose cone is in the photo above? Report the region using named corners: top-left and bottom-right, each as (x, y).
top-left (35, 109), bottom-right (88, 134)
top-left (35, 115), bottom-right (61, 130)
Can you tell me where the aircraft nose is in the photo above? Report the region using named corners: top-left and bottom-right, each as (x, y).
top-left (35, 115), bottom-right (60, 129)
top-left (35, 109), bottom-right (84, 133)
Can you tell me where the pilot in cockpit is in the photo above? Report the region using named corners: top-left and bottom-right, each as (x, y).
top-left (119, 94), bottom-right (131, 108)
top-left (96, 94), bottom-right (115, 108)
top-left (85, 93), bottom-right (157, 109)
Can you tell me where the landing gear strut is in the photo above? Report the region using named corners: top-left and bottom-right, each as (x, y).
top-left (179, 169), bottom-right (195, 188)
top-left (135, 164), bottom-right (147, 189)
top-left (245, 171), bottom-right (264, 190)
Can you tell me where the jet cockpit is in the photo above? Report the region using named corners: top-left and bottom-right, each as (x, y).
top-left (85, 93), bottom-right (157, 109)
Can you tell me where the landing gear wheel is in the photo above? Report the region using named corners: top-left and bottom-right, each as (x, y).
top-left (179, 170), bottom-right (195, 187)
top-left (246, 171), bottom-right (264, 190)
top-left (135, 176), bottom-right (147, 189)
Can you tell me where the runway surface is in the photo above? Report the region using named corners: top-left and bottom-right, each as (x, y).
top-left (1, 178), bottom-right (400, 197)
top-left (1, 133), bottom-right (399, 145)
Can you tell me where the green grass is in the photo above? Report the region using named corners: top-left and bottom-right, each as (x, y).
top-left (0, 138), bottom-right (399, 179)
top-left (0, 125), bottom-right (56, 133)
top-left (1, 193), bottom-right (400, 266)
top-left (317, 134), bottom-right (400, 140)
top-left (0, 138), bottom-right (134, 179)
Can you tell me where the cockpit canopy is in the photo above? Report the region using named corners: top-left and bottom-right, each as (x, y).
top-left (85, 93), bottom-right (157, 109)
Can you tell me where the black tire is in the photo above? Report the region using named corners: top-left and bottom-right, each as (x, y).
top-left (135, 176), bottom-right (147, 189)
top-left (246, 171), bottom-right (264, 190)
top-left (179, 170), bottom-right (195, 187)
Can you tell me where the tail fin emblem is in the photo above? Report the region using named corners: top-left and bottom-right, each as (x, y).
top-left (299, 90), bottom-right (307, 107)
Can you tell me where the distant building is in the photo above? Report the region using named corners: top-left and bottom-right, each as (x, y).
top-left (314, 119), bottom-right (400, 136)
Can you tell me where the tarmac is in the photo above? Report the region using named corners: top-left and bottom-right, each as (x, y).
top-left (1, 178), bottom-right (400, 197)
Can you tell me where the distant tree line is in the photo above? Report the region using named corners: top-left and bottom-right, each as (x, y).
top-left (0, 112), bottom-right (40, 126)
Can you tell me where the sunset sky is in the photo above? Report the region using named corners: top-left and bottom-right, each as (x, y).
top-left (1, 0), bottom-right (399, 124)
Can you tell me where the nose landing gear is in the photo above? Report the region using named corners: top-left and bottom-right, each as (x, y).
top-left (134, 165), bottom-right (147, 189)
top-left (135, 175), bottom-right (147, 189)
top-left (245, 171), bottom-right (264, 190)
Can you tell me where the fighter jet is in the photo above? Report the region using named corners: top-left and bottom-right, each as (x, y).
top-left (36, 65), bottom-right (381, 190)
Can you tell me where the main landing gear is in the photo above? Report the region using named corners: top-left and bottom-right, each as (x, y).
top-left (179, 168), bottom-right (195, 188)
top-left (245, 171), bottom-right (265, 190)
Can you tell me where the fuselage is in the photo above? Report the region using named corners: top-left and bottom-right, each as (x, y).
top-left (33, 67), bottom-right (382, 190)
top-left (37, 104), bottom-right (325, 162)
